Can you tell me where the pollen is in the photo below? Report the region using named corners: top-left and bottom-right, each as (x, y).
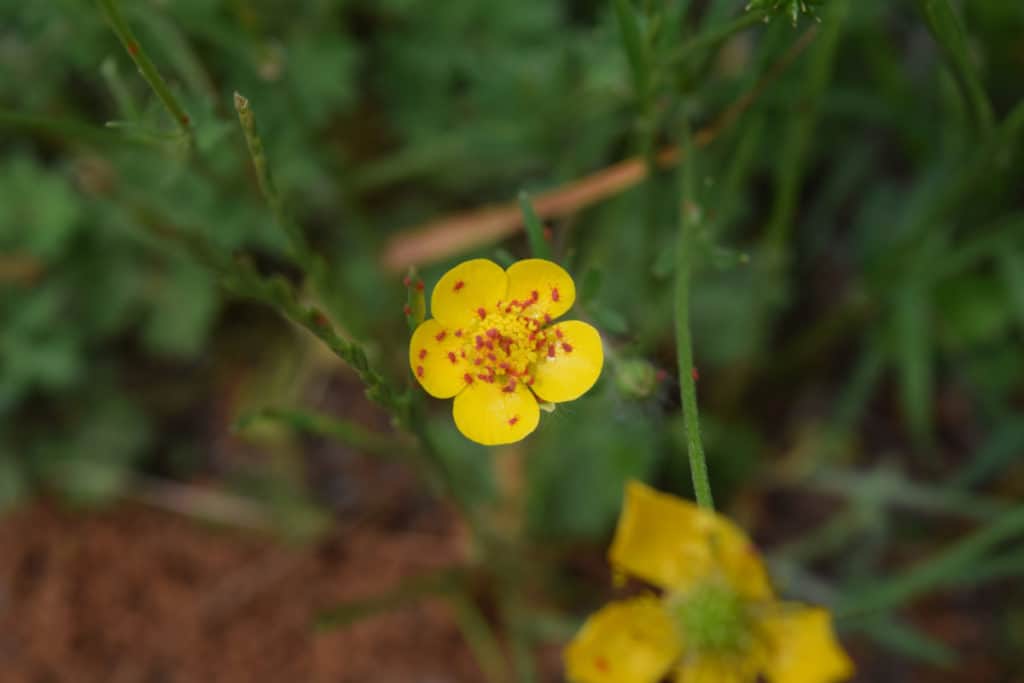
top-left (453, 300), bottom-right (556, 393)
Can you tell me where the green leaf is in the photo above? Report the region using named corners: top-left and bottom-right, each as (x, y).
top-left (894, 285), bottom-right (933, 446)
top-left (518, 191), bottom-right (552, 260)
top-left (612, 0), bottom-right (650, 100)
top-left (912, 0), bottom-right (995, 134)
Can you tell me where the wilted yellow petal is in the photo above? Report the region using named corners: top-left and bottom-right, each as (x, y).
top-left (505, 258), bottom-right (575, 321)
top-left (530, 320), bottom-right (603, 403)
top-left (565, 597), bottom-right (682, 683)
top-left (409, 318), bottom-right (471, 398)
top-left (761, 607), bottom-right (853, 683)
top-left (609, 481), bottom-right (771, 598)
top-left (431, 259), bottom-right (509, 329)
top-left (452, 376), bottom-right (539, 445)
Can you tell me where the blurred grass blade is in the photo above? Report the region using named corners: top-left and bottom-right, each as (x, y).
top-left (912, 0), bottom-right (995, 135)
top-left (836, 504), bottom-right (1024, 617)
top-left (895, 285), bottom-right (933, 448)
top-left (857, 616), bottom-right (958, 668)
top-left (949, 420), bottom-right (1024, 490)
top-left (234, 407), bottom-right (405, 457)
top-left (518, 191), bottom-right (553, 260)
top-left (613, 0), bottom-right (650, 101)
top-left (316, 567), bottom-right (462, 631)
top-left (764, 0), bottom-right (848, 248)
top-left (450, 591), bottom-right (510, 683)
top-left (100, 57), bottom-right (139, 120)
top-left (998, 247), bottom-right (1024, 331)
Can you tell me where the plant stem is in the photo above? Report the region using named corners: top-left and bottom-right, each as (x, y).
top-left (233, 92), bottom-right (315, 269)
top-left (96, 0), bottom-right (193, 138)
top-left (667, 8), bottom-right (770, 66)
top-left (675, 127), bottom-right (714, 510)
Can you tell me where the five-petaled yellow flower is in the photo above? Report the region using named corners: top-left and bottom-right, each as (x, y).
top-left (566, 482), bottom-right (854, 683)
top-left (409, 258), bottom-right (603, 445)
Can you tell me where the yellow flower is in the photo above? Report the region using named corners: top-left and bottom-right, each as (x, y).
top-left (409, 258), bottom-right (603, 445)
top-left (565, 482), bottom-right (854, 683)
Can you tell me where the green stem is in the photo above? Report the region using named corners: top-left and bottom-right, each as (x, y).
top-left (234, 408), bottom-right (406, 457)
top-left (233, 92), bottom-right (315, 269)
top-left (96, 0), bottom-right (193, 137)
top-left (451, 592), bottom-right (511, 683)
top-left (675, 128), bottom-right (714, 510)
top-left (667, 9), bottom-right (770, 66)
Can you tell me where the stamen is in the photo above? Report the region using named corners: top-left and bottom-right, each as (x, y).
top-left (551, 288), bottom-right (560, 302)
top-left (463, 373), bottom-right (474, 384)
top-left (418, 348), bottom-right (427, 360)
top-left (547, 344), bottom-right (556, 358)
top-left (447, 351), bottom-right (458, 364)
top-left (561, 342), bottom-right (573, 353)
top-left (454, 280), bottom-right (465, 291)
top-left (508, 415), bottom-right (519, 426)
top-left (477, 307), bottom-right (487, 320)
top-left (416, 366), bottom-right (424, 377)
top-left (435, 330), bottom-right (447, 342)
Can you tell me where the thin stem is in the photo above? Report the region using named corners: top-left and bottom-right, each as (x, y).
top-left (96, 0), bottom-right (193, 138)
top-left (450, 592), bottom-right (511, 683)
top-left (667, 9), bottom-right (770, 67)
top-left (675, 127), bottom-right (714, 510)
top-left (233, 92), bottom-right (315, 268)
top-left (234, 408), bottom-right (407, 457)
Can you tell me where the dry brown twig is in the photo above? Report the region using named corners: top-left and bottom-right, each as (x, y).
top-left (381, 26), bottom-right (818, 272)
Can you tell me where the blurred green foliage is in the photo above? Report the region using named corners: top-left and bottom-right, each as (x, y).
top-left (3, 0), bottom-right (1024, 676)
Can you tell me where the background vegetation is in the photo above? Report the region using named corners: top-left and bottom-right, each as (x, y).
top-left (2, 0), bottom-right (1024, 680)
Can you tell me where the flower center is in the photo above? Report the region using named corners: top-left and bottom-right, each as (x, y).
top-left (456, 296), bottom-right (564, 391)
top-left (670, 582), bottom-right (750, 655)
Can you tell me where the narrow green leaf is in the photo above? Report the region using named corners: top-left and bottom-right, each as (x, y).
top-left (895, 286), bottom-right (933, 446)
top-left (857, 616), bottom-right (958, 667)
top-left (912, 0), bottom-right (995, 135)
top-left (613, 0), bottom-right (650, 100)
top-left (518, 191), bottom-right (553, 260)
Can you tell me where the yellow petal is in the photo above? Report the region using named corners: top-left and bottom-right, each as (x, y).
top-left (409, 318), bottom-right (471, 398)
top-left (505, 258), bottom-right (575, 321)
top-left (609, 481), bottom-right (772, 598)
top-left (431, 259), bottom-right (509, 329)
top-left (531, 320), bottom-right (604, 403)
top-left (565, 597), bottom-right (682, 683)
top-left (761, 607), bottom-right (853, 683)
top-left (673, 657), bottom-right (745, 683)
top-left (452, 376), bottom-right (539, 445)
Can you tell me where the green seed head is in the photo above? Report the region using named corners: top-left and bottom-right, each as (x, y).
top-left (672, 582), bottom-right (750, 654)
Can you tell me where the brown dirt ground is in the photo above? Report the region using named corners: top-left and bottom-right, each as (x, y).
top-left (0, 497), bottom-right (482, 683)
